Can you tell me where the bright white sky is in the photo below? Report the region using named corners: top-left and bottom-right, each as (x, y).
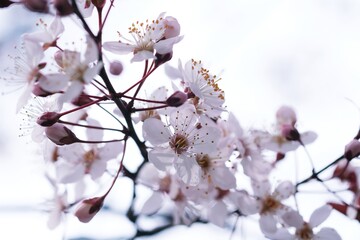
top-left (1, 0), bottom-right (360, 239)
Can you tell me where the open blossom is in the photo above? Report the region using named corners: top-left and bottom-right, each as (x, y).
top-left (167, 59), bottom-right (226, 118)
top-left (39, 35), bottom-right (102, 102)
top-left (3, 40), bottom-right (45, 112)
top-left (267, 205), bottom-right (341, 240)
top-left (237, 180), bottom-right (295, 234)
top-left (103, 13), bottom-right (183, 62)
top-left (142, 105), bottom-right (220, 185)
top-left (22, 16), bottom-right (64, 50)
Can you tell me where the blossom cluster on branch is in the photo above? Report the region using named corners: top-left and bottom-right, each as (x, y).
top-left (2, 1), bottom-right (360, 239)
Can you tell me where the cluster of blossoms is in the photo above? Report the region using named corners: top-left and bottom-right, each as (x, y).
top-left (2, 1), bottom-right (360, 239)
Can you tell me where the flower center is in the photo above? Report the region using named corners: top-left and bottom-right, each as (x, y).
top-left (295, 223), bottom-right (313, 240)
top-left (170, 134), bottom-right (189, 155)
top-left (83, 149), bottom-right (96, 174)
top-left (260, 195), bottom-right (281, 214)
top-left (196, 154), bottom-right (210, 169)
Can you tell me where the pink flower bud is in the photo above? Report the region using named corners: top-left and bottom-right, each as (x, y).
top-left (155, 51), bottom-right (173, 67)
top-left (74, 197), bottom-right (104, 223)
top-left (91, 0), bottom-right (105, 8)
top-left (276, 105), bottom-right (297, 126)
top-left (32, 83), bottom-right (53, 97)
top-left (109, 60), bottom-right (123, 75)
top-left (71, 93), bottom-right (93, 106)
top-left (344, 139), bottom-right (360, 161)
top-left (37, 112), bottom-right (60, 127)
top-left (163, 16), bottom-right (181, 39)
top-left (23, 0), bottom-right (49, 13)
top-left (166, 91), bottom-right (187, 107)
top-left (54, 0), bottom-right (73, 16)
top-left (45, 123), bottom-right (78, 145)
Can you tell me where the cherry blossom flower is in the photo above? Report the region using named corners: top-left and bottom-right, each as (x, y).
top-left (195, 148), bottom-right (236, 190)
top-left (142, 105), bottom-right (220, 185)
top-left (75, 0), bottom-right (95, 18)
top-left (56, 140), bottom-right (122, 183)
top-left (75, 196), bottom-right (105, 223)
top-left (2, 40), bottom-right (45, 112)
top-left (39, 35), bottom-right (102, 103)
top-left (19, 94), bottom-right (62, 142)
top-left (103, 13), bottom-right (183, 62)
top-left (237, 180), bottom-right (295, 234)
top-left (267, 205), bottom-right (341, 240)
top-left (137, 163), bottom-right (199, 225)
top-left (22, 17), bottom-right (64, 50)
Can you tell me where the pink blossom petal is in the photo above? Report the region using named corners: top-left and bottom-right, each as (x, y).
top-left (141, 192), bottom-right (163, 215)
top-left (309, 205), bottom-right (332, 228)
top-left (148, 148), bottom-right (174, 171)
top-left (89, 160), bottom-right (107, 179)
top-left (174, 155), bottom-right (200, 186)
top-left (143, 118), bottom-right (171, 145)
top-left (300, 131), bottom-right (318, 145)
top-left (99, 142), bottom-right (123, 160)
top-left (49, 16), bottom-right (64, 38)
top-left (208, 201), bottom-right (227, 227)
top-left (211, 166), bottom-right (236, 190)
top-left (314, 227), bottom-right (341, 240)
top-left (38, 73), bottom-right (69, 92)
top-left (237, 191), bottom-right (261, 215)
top-left (103, 41), bottom-right (135, 54)
top-left (259, 214), bottom-right (277, 234)
top-left (132, 50), bottom-right (155, 62)
top-left (85, 118), bottom-right (103, 140)
top-left (281, 210), bottom-right (304, 228)
top-left (154, 35), bottom-right (183, 54)
top-left (274, 180), bottom-right (294, 200)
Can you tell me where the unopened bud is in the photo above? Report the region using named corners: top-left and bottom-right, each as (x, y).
top-left (71, 93), bottom-right (93, 106)
top-left (32, 83), bottom-right (53, 97)
top-left (166, 91), bottom-right (187, 107)
top-left (54, 0), bottom-right (73, 16)
top-left (276, 105), bottom-right (297, 127)
top-left (155, 51), bottom-right (173, 67)
top-left (75, 196), bottom-right (104, 223)
top-left (37, 112), bottom-right (60, 126)
top-left (109, 60), bottom-right (123, 75)
top-left (0, 0), bottom-right (15, 8)
top-left (23, 0), bottom-right (49, 13)
top-left (345, 139), bottom-right (360, 161)
top-left (91, 0), bottom-right (105, 8)
top-left (45, 123), bottom-right (78, 145)
top-left (163, 16), bottom-right (181, 39)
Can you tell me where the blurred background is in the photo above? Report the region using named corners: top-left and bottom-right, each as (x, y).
top-left (2, 0), bottom-right (360, 239)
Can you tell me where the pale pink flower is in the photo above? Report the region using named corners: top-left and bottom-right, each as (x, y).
top-left (142, 105), bottom-right (220, 185)
top-left (237, 180), bottom-right (295, 234)
top-left (39, 35), bottom-right (102, 103)
top-left (267, 205), bottom-right (341, 240)
top-left (103, 13), bottom-right (183, 62)
top-left (23, 16), bottom-right (64, 50)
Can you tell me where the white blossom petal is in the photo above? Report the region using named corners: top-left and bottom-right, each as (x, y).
top-left (174, 155), bottom-right (200, 186)
top-left (141, 192), bottom-right (163, 215)
top-left (274, 181), bottom-right (294, 200)
top-left (148, 148), bottom-right (174, 171)
top-left (259, 214), bottom-right (278, 234)
top-left (281, 210), bottom-right (304, 228)
top-left (208, 201), bottom-right (227, 227)
top-left (309, 205), bottom-right (332, 228)
top-left (143, 118), bottom-right (171, 145)
top-left (314, 227), bottom-right (342, 240)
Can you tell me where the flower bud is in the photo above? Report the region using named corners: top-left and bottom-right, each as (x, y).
top-left (32, 83), bottom-right (53, 97)
top-left (0, 0), bottom-right (15, 8)
top-left (344, 139), bottom-right (360, 161)
top-left (54, 0), bottom-right (73, 16)
top-left (276, 105), bottom-right (297, 127)
top-left (109, 60), bottom-right (123, 75)
top-left (23, 0), bottom-right (49, 13)
top-left (45, 123), bottom-right (78, 145)
top-left (91, 0), bottom-right (105, 9)
top-left (75, 197), bottom-right (104, 223)
top-left (166, 91), bottom-right (187, 107)
top-left (155, 51), bottom-right (173, 67)
top-left (163, 16), bottom-right (181, 39)
top-left (37, 112), bottom-right (60, 127)
top-left (71, 93), bottom-right (93, 106)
